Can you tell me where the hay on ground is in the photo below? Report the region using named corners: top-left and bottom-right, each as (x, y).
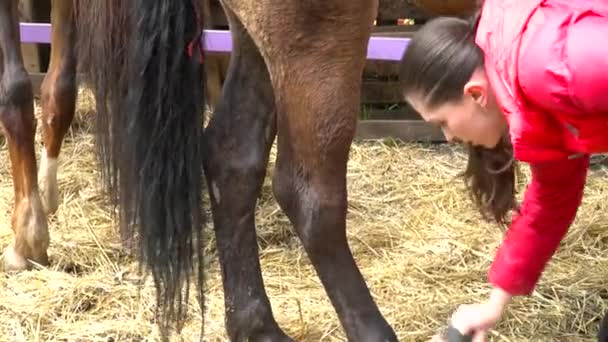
top-left (1, 88), bottom-right (608, 341)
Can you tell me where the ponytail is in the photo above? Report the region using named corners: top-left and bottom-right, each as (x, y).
top-left (463, 136), bottom-right (519, 226)
top-left (462, 0), bottom-right (520, 226)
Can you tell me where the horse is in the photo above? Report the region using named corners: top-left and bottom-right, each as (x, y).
top-left (75, 1), bottom-right (401, 340)
top-left (1, 0), bottom-right (225, 271)
top-left (71, 0), bottom-right (608, 337)
top-left (5, 0), bottom-right (607, 341)
top-left (0, 0), bottom-right (77, 271)
top-left (2, 0), bottom-right (397, 340)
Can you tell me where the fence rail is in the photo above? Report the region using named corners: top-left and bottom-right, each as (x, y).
top-left (19, 22), bottom-right (444, 143)
top-left (19, 23), bottom-right (410, 61)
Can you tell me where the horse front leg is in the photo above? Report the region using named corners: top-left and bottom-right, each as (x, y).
top-left (202, 8), bottom-right (292, 342)
top-left (38, 0), bottom-right (77, 215)
top-left (0, 0), bottom-right (49, 270)
top-left (599, 312), bottom-right (608, 341)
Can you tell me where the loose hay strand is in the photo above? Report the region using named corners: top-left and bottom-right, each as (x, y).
top-left (0, 88), bottom-right (607, 341)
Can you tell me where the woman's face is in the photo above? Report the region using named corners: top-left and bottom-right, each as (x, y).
top-left (406, 68), bottom-right (508, 149)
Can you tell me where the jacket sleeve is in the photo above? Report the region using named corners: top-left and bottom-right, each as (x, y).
top-left (487, 154), bottom-right (590, 296)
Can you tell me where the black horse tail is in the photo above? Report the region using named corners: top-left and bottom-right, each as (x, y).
top-left (74, 0), bottom-right (206, 338)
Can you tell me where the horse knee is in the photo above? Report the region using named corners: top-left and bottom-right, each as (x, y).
top-left (272, 166), bottom-right (347, 251)
top-left (237, 150), bottom-right (268, 183)
top-left (0, 69), bottom-right (35, 139)
top-left (41, 70), bottom-right (76, 104)
top-left (302, 197), bottom-right (347, 252)
top-left (1, 69), bottom-right (33, 108)
top-left (39, 70), bottom-right (77, 159)
top-left (208, 147), bottom-right (268, 207)
top-left (41, 71), bottom-right (77, 123)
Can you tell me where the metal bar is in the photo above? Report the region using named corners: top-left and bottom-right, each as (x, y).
top-left (19, 23), bottom-right (51, 44)
top-left (19, 23), bottom-right (410, 61)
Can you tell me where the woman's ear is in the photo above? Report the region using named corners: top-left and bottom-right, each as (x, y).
top-left (463, 68), bottom-right (489, 107)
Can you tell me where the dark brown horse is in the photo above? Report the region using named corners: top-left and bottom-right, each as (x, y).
top-left (73, 1), bottom-right (397, 341)
top-left (3, 0), bottom-right (396, 340)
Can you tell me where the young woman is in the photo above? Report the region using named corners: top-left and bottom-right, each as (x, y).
top-left (398, 0), bottom-right (608, 340)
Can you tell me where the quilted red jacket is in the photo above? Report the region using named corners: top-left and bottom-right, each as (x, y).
top-left (475, 0), bottom-right (608, 295)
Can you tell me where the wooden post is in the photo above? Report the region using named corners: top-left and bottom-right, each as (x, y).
top-left (19, 0), bottom-right (41, 73)
top-left (18, 0), bottom-right (51, 74)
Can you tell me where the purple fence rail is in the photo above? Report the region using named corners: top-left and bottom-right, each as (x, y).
top-left (19, 23), bottom-right (409, 61)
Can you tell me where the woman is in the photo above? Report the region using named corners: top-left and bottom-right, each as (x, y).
top-left (398, 0), bottom-right (608, 340)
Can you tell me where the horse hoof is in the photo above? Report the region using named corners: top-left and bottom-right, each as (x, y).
top-left (598, 312), bottom-right (608, 341)
top-left (251, 330), bottom-right (294, 342)
top-left (2, 245), bottom-right (30, 272)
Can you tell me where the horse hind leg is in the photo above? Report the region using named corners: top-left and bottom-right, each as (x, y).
top-left (0, 0), bottom-right (49, 270)
top-left (253, 2), bottom-right (396, 341)
top-left (599, 312), bottom-right (608, 341)
top-left (38, 0), bottom-right (77, 215)
top-left (271, 75), bottom-right (397, 342)
top-left (271, 72), bottom-right (397, 340)
top-left (202, 7), bottom-right (292, 342)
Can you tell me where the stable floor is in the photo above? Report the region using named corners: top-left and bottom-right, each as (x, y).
top-left (1, 89), bottom-right (608, 341)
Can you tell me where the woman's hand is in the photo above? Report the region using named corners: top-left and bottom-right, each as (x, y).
top-left (431, 287), bottom-right (513, 342)
top-left (449, 302), bottom-right (504, 341)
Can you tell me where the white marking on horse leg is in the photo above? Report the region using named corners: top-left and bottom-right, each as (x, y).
top-left (2, 244), bottom-right (28, 271)
top-left (3, 192), bottom-right (49, 271)
top-left (23, 191), bottom-right (50, 251)
top-left (38, 151), bottom-right (59, 214)
top-left (212, 181), bottom-right (221, 204)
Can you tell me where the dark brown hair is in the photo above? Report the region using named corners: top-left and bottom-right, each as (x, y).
top-left (463, 137), bottom-right (519, 225)
top-left (399, 13), bottom-right (519, 225)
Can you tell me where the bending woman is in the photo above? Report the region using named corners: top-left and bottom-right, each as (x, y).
top-left (399, 0), bottom-right (608, 340)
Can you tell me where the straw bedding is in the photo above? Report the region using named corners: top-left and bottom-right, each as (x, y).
top-left (1, 88), bottom-right (608, 341)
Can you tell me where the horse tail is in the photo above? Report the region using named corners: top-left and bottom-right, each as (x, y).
top-left (74, 0), bottom-right (206, 337)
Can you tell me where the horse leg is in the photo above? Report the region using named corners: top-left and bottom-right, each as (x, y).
top-left (202, 8), bottom-right (291, 341)
top-left (38, 0), bottom-right (77, 215)
top-left (272, 72), bottom-right (396, 341)
top-left (599, 312), bottom-right (608, 341)
top-left (251, 3), bottom-right (396, 341)
top-left (271, 78), bottom-right (397, 342)
top-left (0, 0), bottom-right (49, 270)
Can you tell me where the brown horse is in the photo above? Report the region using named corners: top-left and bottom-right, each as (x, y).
top-left (2, 0), bottom-right (396, 340)
top-left (73, 0), bottom-right (400, 340)
top-left (2, 0), bottom-right (227, 276)
top-left (0, 0), bottom-right (76, 271)
top-left (5, 0), bottom-right (607, 341)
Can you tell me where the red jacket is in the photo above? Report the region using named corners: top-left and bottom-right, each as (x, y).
top-left (475, 0), bottom-right (608, 295)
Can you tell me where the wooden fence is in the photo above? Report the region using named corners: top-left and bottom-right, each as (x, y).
top-left (360, 22), bottom-right (444, 142)
top-left (18, 2), bottom-right (448, 143)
